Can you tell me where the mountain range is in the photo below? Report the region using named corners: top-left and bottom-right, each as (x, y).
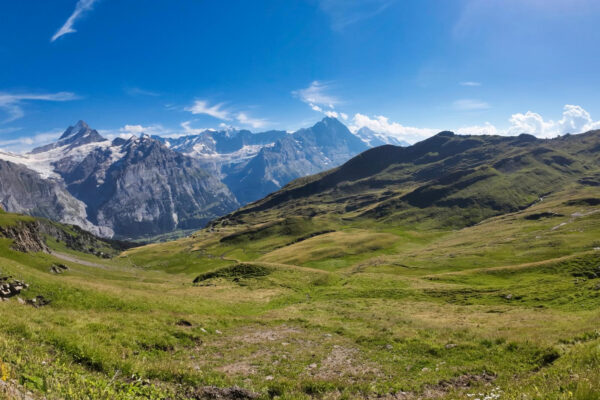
top-left (213, 129), bottom-right (600, 230)
top-left (0, 117), bottom-right (391, 239)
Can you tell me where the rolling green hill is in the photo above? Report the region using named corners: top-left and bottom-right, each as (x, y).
top-left (2, 131), bottom-right (600, 399)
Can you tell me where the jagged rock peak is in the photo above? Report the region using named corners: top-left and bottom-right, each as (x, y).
top-left (31, 120), bottom-right (107, 154)
top-left (60, 120), bottom-right (91, 139)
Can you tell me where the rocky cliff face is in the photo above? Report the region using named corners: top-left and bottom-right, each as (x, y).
top-left (88, 135), bottom-right (238, 237)
top-left (0, 118), bottom-right (378, 238)
top-left (0, 122), bottom-right (238, 239)
top-left (0, 220), bottom-right (49, 253)
top-left (0, 159), bottom-right (110, 237)
top-left (224, 117), bottom-right (369, 204)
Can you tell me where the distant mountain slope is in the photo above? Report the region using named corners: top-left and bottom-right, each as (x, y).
top-left (0, 121), bottom-right (238, 239)
top-left (0, 118), bottom-right (398, 239)
top-left (212, 130), bottom-right (600, 229)
top-left (0, 159), bottom-right (111, 237)
top-left (152, 128), bottom-right (287, 176)
top-left (224, 117), bottom-right (369, 204)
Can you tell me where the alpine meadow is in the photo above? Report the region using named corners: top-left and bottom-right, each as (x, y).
top-left (2, 1), bottom-right (600, 400)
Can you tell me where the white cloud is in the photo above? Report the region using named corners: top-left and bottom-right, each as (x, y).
top-left (51, 0), bottom-right (99, 42)
top-left (350, 113), bottom-right (438, 144)
top-left (460, 81), bottom-right (482, 87)
top-left (99, 124), bottom-right (176, 140)
top-left (349, 105), bottom-right (600, 144)
top-left (294, 81), bottom-right (349, 121)
top-left (0, 130), bottom-right (62, 153)
top-left (180, 121), bottom-right (212, 136)
top-left (558, 104), bottom-right (600, 134)
top-left (506, 111), bottom-right (555, 137)
top-left (184, 100), bottom-right (269, 129)
top-left (184, 100), bottom-right (230, 120)
top-left (453, 99), bottom-right (491, 111)
top-left (293, 81), bottom-right (339, 109)
top-left (236, 112), bottom-right (268, 129)
top-left (0, 92), bottom-right (79, 123)
top-left (456, 122), bottom-right (500, 136)
top-left (458, 105), bottom-right (600, 138)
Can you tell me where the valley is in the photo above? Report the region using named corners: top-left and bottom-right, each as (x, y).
top-left (1, 130), bottom-right (600, 399)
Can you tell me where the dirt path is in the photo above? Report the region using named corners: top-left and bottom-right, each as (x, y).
top-left (51, 251), bottom-right (108, 269)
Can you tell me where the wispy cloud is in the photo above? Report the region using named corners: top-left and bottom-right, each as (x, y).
top-left (184, 99), bottom-right (269, 129)
top-left (0, 127), bottom-right (22, 135)
top-left (317, 0), bottom-right (395, 31)
top-left (460, 81), bottom-right (482, 87)
top-left (0, 130), bottom-right (63, 153)
top-left (453, 98), bottom-right (490, 111)
top-left (184, 100), bottom-right (231, 120)
top-left (0, 92), bottom-right (79, 123)
top-left (236, 112), bottom-right (268, 129)
top-left (125, 87), bottom-right (160, 97)
top-left (51, 0), bottom-right (99, 42)
top-left (293, 81), bottom-right (339, 109)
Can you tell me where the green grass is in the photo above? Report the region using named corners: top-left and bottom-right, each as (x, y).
top-left (1, 186), bottom-right (600, 398)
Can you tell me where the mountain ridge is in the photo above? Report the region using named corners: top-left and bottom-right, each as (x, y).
top-left (211, 128), bottom-right (600, 230)
top-left (0, 117), bottom-right (379, 239)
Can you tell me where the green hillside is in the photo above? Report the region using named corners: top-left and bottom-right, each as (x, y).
top-left (2, 131), bottom-right (600, 399)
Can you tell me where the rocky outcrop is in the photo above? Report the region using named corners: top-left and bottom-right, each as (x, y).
top-left (0, 160), bottom-right (109, 237)
top-left (0, 276), bottom-right (29, 299)
top-left (0, 216), bottom-right (135, 257)
top-left (0, 221), bottom-right (49, 253)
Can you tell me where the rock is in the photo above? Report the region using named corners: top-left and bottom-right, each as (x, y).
top-left (0, 379), bottom-right (38, 400)
top-left (0, 277), bottom-right (30, 299)
top-left (26, 295), bottom-right (51, 308)
top-left (190, 385), bottom-right (260, 399)
top-left (308, 363), bottom-right (317, 369)
top-left (503, 294), bottom-right (513, 300)
top-left (17, 297), bottom-right (25, 305)
top-left (50, 264), bottom-right (69, 274)
top-left (445, 343), bottom-right (457, 349)
top-left (0, 221), bottom-right (49, 253)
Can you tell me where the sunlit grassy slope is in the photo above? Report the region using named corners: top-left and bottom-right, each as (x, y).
top-left (0, 184), bottom-right (597, 399)
top-left (3, 131), bottom-right (600, 399)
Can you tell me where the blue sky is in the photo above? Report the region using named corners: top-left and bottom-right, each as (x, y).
top-left (1, 0), bottom-right (600, 151)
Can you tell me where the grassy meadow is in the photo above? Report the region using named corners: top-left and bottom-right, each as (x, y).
top-left (1, 186), bottom-right (600, 399)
